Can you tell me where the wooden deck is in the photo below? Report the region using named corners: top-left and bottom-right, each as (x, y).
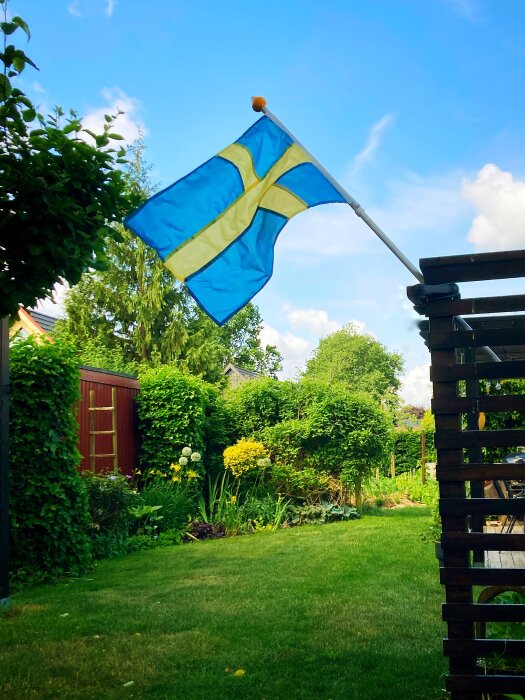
top-left (486, 549), bottom-right (525, 568)
top-left (484, 522), bottom-right (525, 567)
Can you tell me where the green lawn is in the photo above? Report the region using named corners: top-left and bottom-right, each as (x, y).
top-left (1, 508), bottom-right (447, 700)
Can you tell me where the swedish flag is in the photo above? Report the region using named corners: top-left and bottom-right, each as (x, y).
top-left (125, 116), bottom-right (346, 325)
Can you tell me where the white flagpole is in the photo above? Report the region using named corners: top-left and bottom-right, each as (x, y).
top-left (256, 101), bottom-right (424, 284)
top-left (253, 98), bottom-right (502, 363)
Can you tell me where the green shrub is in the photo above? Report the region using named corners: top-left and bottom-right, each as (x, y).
top-left (268, 463), bottom-right (332, 504)
top-left (81, 470), bottom-right (135, 559)
top-left (224, 377), bottom-right (297, 437)
top-left (392, 430), bottom-right (422, 474)
top-left (306, 388), bottom-right (391, 503)
top-left (136, 366), bottom-right (228, 475)
top-left (223, 439), bottom-right (269, 478)
top-left (287, 502), bottom-right (360, 526)
top-left (363, 471), bottom-right (439, 511)
top-left (260, 419), bottom-right (310, 469)
top-left (136, 479), bottom-right (197, 533)
top-left (9, 337), bottom-right (91, 580)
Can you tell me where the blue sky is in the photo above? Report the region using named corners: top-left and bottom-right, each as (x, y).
top-left (14, 0), bottom-right (525, 404)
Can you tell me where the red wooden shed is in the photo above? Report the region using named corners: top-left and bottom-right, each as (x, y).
top-left (78, 366), bottom-right (140, 476)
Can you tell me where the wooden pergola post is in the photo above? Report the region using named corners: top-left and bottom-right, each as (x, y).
top-left (408, 249), bottom-right (525, 700)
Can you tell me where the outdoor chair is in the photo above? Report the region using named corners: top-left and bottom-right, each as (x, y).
top-left (492, 479), bottom-right (525, 534)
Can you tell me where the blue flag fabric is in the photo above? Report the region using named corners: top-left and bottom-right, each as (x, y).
top-left (125, 116), bottom-right (346, 325)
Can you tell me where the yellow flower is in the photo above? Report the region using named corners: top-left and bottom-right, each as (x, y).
top-left (233, 669), bottom-right (245, 677)
top-left (229, 495), bottom-right (237, 504)
top-left (187, 470), bottom-right (198, 479)
top-left (172, 464), bottom-right (182, 473)
top-left (135, 469), bottom-right (142, 475)
top-left (169, 463), bottom-right (176, 470)
top-left (172, 476), bottom-right (181, 483)
top-left (148, 470), bottom-right (155, 475)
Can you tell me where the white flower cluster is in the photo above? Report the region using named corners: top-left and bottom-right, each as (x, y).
top-left (179, 446), bottom-right (201, 466)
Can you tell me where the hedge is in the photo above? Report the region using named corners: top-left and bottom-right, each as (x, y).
top-left (9, 337), bottom-right (91, 580)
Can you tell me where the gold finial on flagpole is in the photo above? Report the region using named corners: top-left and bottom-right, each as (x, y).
top-left (252, 96), bottom-right (267, 112)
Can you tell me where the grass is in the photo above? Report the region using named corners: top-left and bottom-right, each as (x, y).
top-left (0, 508), bottom-right (447, 700)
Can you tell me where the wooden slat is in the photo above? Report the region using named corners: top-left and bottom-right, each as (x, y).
top-left (431, 359), bottom-right (525, 382)
top-left (435, 429), bottom-right (525, 449)
top-left (440, 568), bottom-right (525, 586)
top-left (461, 315), bottom-right (525, 330)
top-left (443, 603), bottom-right (525, 622)
top-left (420, 249), bottom-right (525, 284)
top-left (440, 498), bottom-right (525, 516)
top-left (442, 532), bottom-right (525, 551)
top-left (429, 328), bottom-right (525, 350)
top-left (438, 464), bottom-right (525, 481)
top-left (432, 395), bottom-right (525, 415)
top-left (444, 638), bottom-right (525, 657)
top-left (424, 294), bottom-right (525, 317)
top-left (447, 674), bottom-right (525, 693)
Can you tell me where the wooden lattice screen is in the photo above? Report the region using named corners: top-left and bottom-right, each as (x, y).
top-left (408, 249), bottom-right (525, 700)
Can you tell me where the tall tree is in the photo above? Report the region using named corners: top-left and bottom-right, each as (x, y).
top-left (302, 323), bottom-right (404, 402)
top-left (57, 143), bottom-right (282, 382)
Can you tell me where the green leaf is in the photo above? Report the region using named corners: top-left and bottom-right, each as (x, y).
top-left (0, 22), bottom-right (18, 35)
top-left (22, 107), bottom-right (36, 122)
top-left (108, 133), bottom-right (125, 140)
top-left (0, 73), bottom-right (12, 99)
top-left (12, 51), bottom-right (26, 73)
top-left (12, 16), bottom-right (31, 40)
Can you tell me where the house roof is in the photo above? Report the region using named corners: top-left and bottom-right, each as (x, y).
top-left (28, 310), bottom-right (60, 334)
top-left (223, 362), bottom-right (261, 379)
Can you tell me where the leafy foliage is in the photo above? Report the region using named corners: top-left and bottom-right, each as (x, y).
top-left (305, 387), bottom-right (391, 501)
top-left (81, 470), bottom-right (136, 559)
top-left (136, 479), bottom-right (197, 534)
top-left (0, 8), bottom-right (130, 317)
top-left (136, 366), bottom-right (229, 475)
top-left (287, 502), bottom-right (360, 526)
top-left (223, 439), bottom-right (269, 478)
top-left (224, 377), bottom-right (298, 437)
top-left (391, 430), bottom-right (422, 474)
top-left (302, 324), bottom-right (404, 403)
top-left (260, 419), bottom-right (310, 469)
top-left (9, 337), bottom-right (91, 579)
top-left (480, 379), bottom-right (525, 462)
top-left (268, 462), bottom-right (332, 503)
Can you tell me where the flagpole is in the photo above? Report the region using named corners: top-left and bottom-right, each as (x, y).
top-left (253, 97), bottom-right (502, 363)
top-left (253, 98), bottom-right (424, 284)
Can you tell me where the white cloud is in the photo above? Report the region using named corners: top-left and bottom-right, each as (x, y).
top-left (68, 0), bottom-right (117, 18)
top-left (68, 1), bottom-right (83, 17)
top-left (285, 306), bottom-right (342, 336)
top-left (371, 170), bottom-right (469, 236)
top-left (349, 113), bottom-right (395, 176)
top-left (32, 81), bottom-right (46, 94)
top-left (445, 0), bottom-right (482, 23)
top-left (278, 204), bottom-right (371, 260)
top-left (462, 164), bottom-right (525, 251)
top-left (82, 87), bottom-right (146, 146)
top-left (260, 323), bottom-right (312, 379)
top-left (399, 364), bottom-right (432, 407)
